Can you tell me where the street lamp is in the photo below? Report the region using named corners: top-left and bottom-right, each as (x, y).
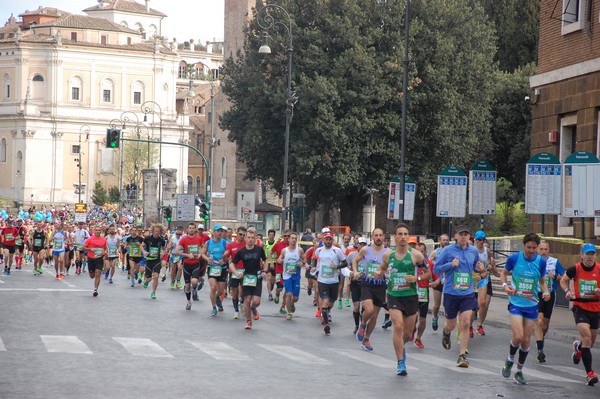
top-left (142, 101), bottom-right (163, 217)
top-left (256, 3), bottom-right (298, 231)
top-left (398, 0), bottom-right (411, 223)
top-left (77, 125), bottom-right (90, 204)
top-left (110, 111), bottom-right (141, 216)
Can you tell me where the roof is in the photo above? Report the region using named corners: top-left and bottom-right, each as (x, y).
top-left (34, 14), bottom-right (140, 34)
top-left (83, 0), bottom-right (167, 18)
top-left (19, 7), bottom-right (69, 17)
top-left (255, 202), bottom-right (282, 214)
top-left (189, 115), bottom-right (206, 129)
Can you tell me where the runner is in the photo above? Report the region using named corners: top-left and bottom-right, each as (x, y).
top-left (125, 227), bottom-right (144, 287)
top-left (104, 225), bottom-right (121, 284)
top-left (535, 240), bottom-right (565, 362)
top-left (414, 242), bottom-right (438, 349)
top-left (81, 226), bottom-right (107, 297)
top-left (49, 221), bottom-right (69, 280)
top-left (231, 228), bottom-right (267, 330)
top-left (471, 231), bottom-right (494, 337)
top-left (30, 221), bottom-right (47, 275)
top-left (142, 224), bottom-right (167, 299)
top-left (374, 223), bottom-right (428, 375)
top-left (353, 228), bottom-right (387, 350)
top-left (14, 219), bottom-right (28, 270)
top-left (278, 232), bottom-right (306, 320)
top-left (433, 225), bottom-right (484, 367)
top-left (225, 226), bottom-right (247, 319)
top-left (264, 229), bottom-right (278, 301)
top-left (560, 243), bottom-right (600, 386)
top-left (174, 222), bottom-right (205, 310)
top-left (429, 233), bottom-right (450, 331)
top-left (1, 219), bottom-right (19, 275)
top-left (271, 230), bottom-right (291, 311)
top-left (202, 225), bottom-right (228, 316)
top-left (73, 222), bottom-right (90, 275)
top-left (500, 233), bottom-right (550, 385)
top-left (346, 237), bottom-right (367, 334)
top-left (167, 226), bottom-right (184, 289)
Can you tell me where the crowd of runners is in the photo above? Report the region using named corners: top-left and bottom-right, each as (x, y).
top-left (0, 217), bottom-right (598, 385)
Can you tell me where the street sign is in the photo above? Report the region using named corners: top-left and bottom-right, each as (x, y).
top-left (387, 176), bottom-right (415, 221)
top-left (562, 151), bottom-right (600, 217)
top-left (211, 192), bottom-right (225, 198)
top-left (176, 194), bottom-right (195, 221)
top-left (237, 191), bottom-right (256, 221)
top-left (525, 152), bottom-right (562, 215)
top-left (436, 166), bottom-right (467, 218)
top-left (74, 212), bottom-right (87, 223)
top-left (75, 203), bottom-right (87, 213)
top-left (468, 160), bottom-right (496, 215)
top-left (292, 193), bottom-right (306, 199)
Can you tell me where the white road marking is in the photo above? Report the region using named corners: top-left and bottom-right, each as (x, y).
top-left (0, 337), bottom-right (6, 351)
top-left (539, 364), bottom-right (583, 377)
top-left (113, 337), bottom-right (173, 358)
top-left (40, 335), bottom-right (93, 354)
top-left (334, 349), bottom-right (419, 370)
top-left (411, 353), bottom-right (494, 375)
top-left (469, 358), bottom-right (579, 383)
top-left (0, 288), bottom-right (88, 292)
top-left (188, 341), bottom-right (250, 361)
top-left (257, 344), bottom-right (330, 365)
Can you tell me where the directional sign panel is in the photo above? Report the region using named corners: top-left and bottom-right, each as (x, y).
top-left (404, 177), bottom-right (416, 221)
top-left (436, 166), bottom-right (467, 218)
top-left (562, 151), bottom-right (600, 217)
top-left (525, 152), bottom-right (562, 215)
top-left (388, 177), bottom-right (400, 220)
top-left (387, 176), bottom-right (416, 221)
top-left (176, 194), bottom-right (195, 221)
top-left (237, 191), bottom-right (256, 221)
top-left (468, 160), bottom-right (496, 215)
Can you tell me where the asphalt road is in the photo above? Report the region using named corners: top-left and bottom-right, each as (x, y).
top-left (0, 263), bottom-right (598, 399)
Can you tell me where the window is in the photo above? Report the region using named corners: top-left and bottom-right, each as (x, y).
top-left (31, 74), bottom-right (45, 100)
top-left (196, 176), bottom-right (201, 194)
top-left (71, 32), bottom-right (77, 42)
top-left (212, 69), bottom-right (219, 80)
top-left (187, 176), bottom-right (193, 194)
top-left (70, 76), bottom-right (82, 101)
top-left (133, 92), bottom-right (141, 104)
top-left (2, 73), bottom-right (9, 99)
top-left (103, 90), bottom-right (111, 103)
top-left (101, 79), bottom-right (114, 104)
top-left (558, 114), bottom-right (577, 235)
top-left (72, 87), bottom-right (80, 101)
top-left (71, 145), bottom-right (80, 154)
top-left (194, 106), bottom-right (203, 114)
top-left (0, 138), bottom-right (6, 162)
top-left (148, 24), bottom-right (157, 38)
top-left (562, 0), bottom-right (585, 35)
top-left (32, 74), bottom-right (43, 82)
top-left (101, 35), bottom-right (107, 45)
top-left (127, 37), bottom-right (132, 46)
top-left (132, 81), bottom-right (144, 105)
top-left (178, 61), bottom-right (187, 79)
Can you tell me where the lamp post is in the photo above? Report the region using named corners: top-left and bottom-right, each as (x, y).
top-left (398, 0), bottom-right (410, 223)
top-left (77, 125), bottom-right (90, 204)
top-left (257, 3), bottom-right (297, 231)
top-left (110, 111), bottom-right (141, 217)
top-left (141, 101), bottom-right (163, 218)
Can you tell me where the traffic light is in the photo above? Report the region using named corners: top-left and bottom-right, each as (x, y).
top-left (106, 128), bottom-right (121, 148)
top-left (199, 203), bottom-right (209, 221)
top-left (164, 206), bottom-right (172, 222)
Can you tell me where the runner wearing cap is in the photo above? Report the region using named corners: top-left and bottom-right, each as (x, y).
top-left (561, 243), bottom-right (600, 386)
top-left (433, 225), bottom-right (485, 367)
top-left (166, 226), bottom-right (184, 289)
top-left (277, 232), bottom-right (306, 320)
top-left (202, 225), bottom-right (228, 317)
top-left (470, 230), bottom-right (495, 337)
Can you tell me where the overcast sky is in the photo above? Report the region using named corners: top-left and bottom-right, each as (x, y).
top-left (0, 0), bottom-right (225, 43)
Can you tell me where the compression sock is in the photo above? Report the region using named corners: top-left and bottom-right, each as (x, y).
top-left (353, 311), bottom-right (360, 327)
top-left (582, 347), bottom-right (593, 373)
top-left (536, 340), bottom-right (544, 351)
top-left (508, 341), bottom-right (519, 361)
top-left (185, 288), bottom-right (191, 301)
top-left (233, 298), bottom-right (239, 312)
top-left (517, 348), bottom-right (529, 369)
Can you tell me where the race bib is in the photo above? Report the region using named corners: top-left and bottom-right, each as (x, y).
top-left (108, 245), bottom-right (118, 256)
top-left (188, 244), bottom-right (199, 254)
top-left (417, 286), bottom-right (429, 302)
top-left (171, 255), bottom-right (181, 263)
top-left (276, 273), bottom-right (282, 281)
top-left (545, 276), bottom-right (553, 291)
top-left (453, 272), bottom-right (471, 290)
top-left (578, 279), bottom-right (598, 299)
top-left (390, 272), bottom-right (409, 293)
top-left (516, 277), bottom-right (535, 298)
top-left (321, 265), bottom-right (335, 278)
top-left (93, 248), bottom-right (103, 257)
top-left (209, 265), bottom-right (222, 277)
top-left (53, 238), bottom-right (64, 249)
top-left (15, 238), bottom-right (23, 246)
top-left (5, 234), bottom-right (13, 241)
top-left (77, 243), bottom-right (84, 250)
top-left (284, 262), bottom-right (297, 274)
top-left (366, 262), bottom-right (380, 279)
top-left (149, 247), bottom-right (159, 258)
top-left (34, 238), bottom-right (42, 246)
top-left (357, 261), bottom-right (366, 274)
top-left (243, 274), bottom-right (258, 287)
top-left (232, 269), bottom-right (243, 279)
top-left (130, 245), bottom-right (141, 256)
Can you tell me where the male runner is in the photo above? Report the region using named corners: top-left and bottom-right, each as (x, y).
top-left (125, 227), bottom-right (144, 287)
top-left (81, 226), bottom-right (107, 297)
top-left (278, 232), bottom-right (306, 320)
top-left (142, 224), bottom-right (167, 299)
top-left (104, 225), bottom-right (121, 283)
top-left (429, 233), bottom-right (450, 330)
top-left (30, 221), bottom-right (47, 275)
top-left (225, 226), bottom-right (247, 319)
top-left (175, 223), bottom-right (205, 310)
top-left (203, 225), bottom-right (228, 316)
top-left (1, 219), bottom-right (19, 275)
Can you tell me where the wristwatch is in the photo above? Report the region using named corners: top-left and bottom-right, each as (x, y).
top-left (417, 276), bottom-right (421, 281)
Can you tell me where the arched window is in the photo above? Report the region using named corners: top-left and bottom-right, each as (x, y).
top-left (148, 24), bottom-right (157, 38)
top-left (32, 74), bottom-right (44, 82)
top-left (70, 75), bottom-right (83, 101)
top-left (101, 79), bottom-right (114, 104)
top-left (31, 74), bottom-right (45, 100)
top-left (131, 81), bottom-right (144, 105)
top-left (187, 176), bottom-right (193, 194)
top-left (178, 61), bottom-right (187, 79)
top-left (3, 74), bottom-right (10, 99)
top-left (120, 21), bottom-right (129, 27)
top-left (220, 157), bottom-right (227, 178)
top-left (134, 22), bottom-right (143, 33)
top-left (196, 176), bottom-right (201, 194)
top-left (0, 138), bottom-right (6, 162)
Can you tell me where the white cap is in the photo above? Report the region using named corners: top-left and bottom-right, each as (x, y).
top-left (220, 225), bottom-right (228, 231)
top-left (357, 237), bottom-right (368, 244)
top-left (321, 227), bottom-right (331, 234)
top-left (197, 224), bottom-right (205, 229)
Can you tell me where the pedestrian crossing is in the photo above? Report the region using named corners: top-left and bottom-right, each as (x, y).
top-left (0, 334), bottom-right (585, 384)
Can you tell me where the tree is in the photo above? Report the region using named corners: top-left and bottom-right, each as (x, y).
top-left (91, 181), bottom-right (109, 206)
top-left (108, 186), bottom-right (120, 203)
top-left (121, 135), bottom-right (159, 196)
top-left (221, 0), bottom-right (498, 227)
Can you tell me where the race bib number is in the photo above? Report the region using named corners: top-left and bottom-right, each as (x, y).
top-left (108, 245), bottom-right (118, 256)
top-left (209, 265), bottom-right (222, 277)
top-left (77, 243), bottom-right (83, 250)
top-left (243, 274), bottom-right (258, 287)
top-left (34, 238), bottom-right (42, 246)
top-left (366, 262), bottom-right (380, 279)
top-left (578, 279), bottom-right (598, 299)
top-left (321, 265), bottom-right (335, 278)
top-left (171, 255), bottom-right (181, 263)
top-left (232, 269), bottom-right (243, 279)
top-left (453, 272), bottom-right (471, 290)
top-left (516, 277), bottom-right (535, 298)
top-left (148, 247), bottom-right (159, 258)
top-left (357, 261), bottom-right (366, 274)
top-left (545, 276), bottom-right (553, 291)
top-left (15, 238), bottom-right (23, 246)
top-left (417, 286), bottom-right (429, 302)
top-left (390, 272), bottom-right (409, 293)
top-left (276, 273), bottom-right (282, 281)
top-left (93, 248), bottom-right (103, 257)
top-left (5, 234), bottom-right (13, 241)
top-left (188, 244), bottom-right (199, 254)
top-left (284, 262), bottom-right (297, 274)
top-left (53, 238), bottom-right (64, 249)
top-left (130, 245), bottom-right (141, 256)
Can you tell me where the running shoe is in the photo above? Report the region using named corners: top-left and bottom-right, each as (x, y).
top-left (109, 278), bottom-right (113, 284)
top-left (104, 270), bottom-right (109, 279)
top-left (345, 299), bottom-right (351, 307)
top-left (502, 360), bottom-right (514, 378)
top-left (514, 371), bottom-right (527, 385)
top-left (328, 313), bottom-right (332, 323)
top-left (233, 312), bottom-right (240, 320)
top-left (268, 294), bottom-right (273, 301)
top-left (456, 354), bottom-right (469, 368)
top-left (324, 323), bottom-right (331, 335)
top-left (337, 299), bottom-right (342, 309)
top-left (442, 331), bottom-right (451, 350)
top-left (151, 292), bottom-right (156, 299)
top-left (432, 317), bottom-right (438, 331)
top-left (137, 278), bottom-right (142, 284)
top-left (59, 273), bottom-right (65, 279)
top-left (286, 313), bottom-right (292, 321)
top-left (469, 326), bottom-right (474, 338)
top-left (161, 275), bottom-right (166, 282)
top-left (252, 308), bottom-right (260, 320)
top-left (176, 281), bottom-right (181, 289)
top-left (315, 308), bottom-right (321, 318)
top-left (93, 290), bottom-right (98, 297)
top-left (307, 287), bottom-right (312, 296)
top-left (211, 308), bottom-right (218, 317)
top-left (396, 360), bottom-right (407, 376)
top-left (537, 350), bottom-right (546, 363)
top-left (382, 319), bottom-right (392, 330)
top-left (353, 326), bottom-right (359, 335)
top-left (274, 295), bottom-right (280, 304)
top-left (356, 324), bottom-right (366, 342)
top-left (279, 306), bottom-right (287, 315)
top-left (143, 281), bottom-right (149, 289)
top-left (197, 281), bottom-right (203, 291)
top-left (244, 321), bottom-right (252, 330)
top-left (216, 297), bottom-right (222, 308)
top-left (186, 302), bottom-right (192, 310)
top-left (476, 325), bottom-right (485, 336)
top-left (192, 291), bottom-right (199, 301)
top-left (587, 371), bottom-right (599, 386)
top-left (55, 275), bottom-right (60, 280)
top-left (170, 282), bottom-right (175, 289)
top-left (130, 280), bottom-right (135, 287)
top-left (572, 340), bottom-right (582, 365)
top-left (414, 338), bottom-right (424, 349)
top-left (313, 299), bottom-right (317, 306)
top-left (361, 339), bottom-right (373, 351)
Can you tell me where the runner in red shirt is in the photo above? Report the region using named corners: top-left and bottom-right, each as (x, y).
top-left (1, 219), bottom-right (19, 275)
top-left (225, 226), bottom-right (247, 319)
top-left (174, 222), bottom-right (205, 310)
top-left (81, 226), bottom-right (107, 297)
top-left (14, 219), bottom-right (28, 270)
top-left (272, 230), bottom-right (291, 313)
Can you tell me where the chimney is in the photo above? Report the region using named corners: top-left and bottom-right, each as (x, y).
top-left (145, 0), bottom-right (150, 12)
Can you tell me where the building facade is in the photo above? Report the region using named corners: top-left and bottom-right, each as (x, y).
top-left (530, 0), bottom-right (600, 238)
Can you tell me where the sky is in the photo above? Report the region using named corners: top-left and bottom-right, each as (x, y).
top-left (0, 0), bottom-right (225, 43)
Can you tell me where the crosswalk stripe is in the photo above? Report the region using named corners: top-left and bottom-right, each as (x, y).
top-left (40, 335), bottom-right (92, 354)
top-left (113, 337), bottom-right (173, 358)
top-left (257, 344), bottom-right (330, 365)
top-left (188, 341), bottom-right (250, 361)
top-left (469, 358), bottom-right (579, 383)
top-left (411, 353), bottom-right (494, 375)
top-left (539, 364), bottom-right (583, 377)
top-left (0, 337), bottom-right (6, 351)
top-left (334, 349), bottom-right (419, 370)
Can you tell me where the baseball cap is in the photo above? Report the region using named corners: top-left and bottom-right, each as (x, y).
top-left (220, 225), bottom-right (228, 231)
top-left (582, 243), bottom-right (597, 254)
top-left (323, 232), bottom-right (334, 238)
top-left (474, 230), bottom-right (486, 240)
top-left (357, 237), bottom-right (368, 244)
top-left (196, 224), bottom-right (204, 230)
top-left (408, 236), bottom-right (418, 244)
top-left (322, 227), bottom-right (331, 234)
top-left (213, 224), bottom-right (222, 231)
top-left (455, 225), bottom-right (471, 234)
